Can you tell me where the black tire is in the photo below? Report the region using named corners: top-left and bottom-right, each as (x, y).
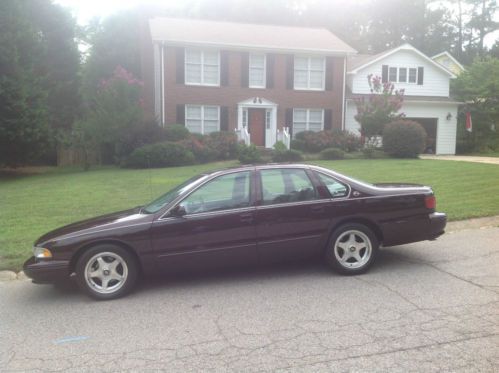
top-left (75, 244), bottom-right (138, 300)
top-left (325, 223), bottom-right (379, 275)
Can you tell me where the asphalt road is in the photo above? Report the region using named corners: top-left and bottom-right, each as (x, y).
top-left (1, 226), bottom-right (498, 372)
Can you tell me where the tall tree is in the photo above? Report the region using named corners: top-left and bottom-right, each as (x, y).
top-left (0, 0), bottom-right (80, 167)
top-left (0, 0), bottom-right (49, 167)
top-left (27, 0), bottom-right (81, 134)
top-left (453, 57), bottom-right (499, 151)
top-left (82, 11), bottom-right (142, 99)
top-left (466, 0), bottom-right (499, 56)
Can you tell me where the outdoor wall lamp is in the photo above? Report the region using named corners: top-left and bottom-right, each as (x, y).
top-left (446, 112), bottom-right (452, 120)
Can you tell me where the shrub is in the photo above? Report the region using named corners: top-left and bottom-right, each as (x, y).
top-left (319, 147), bottom-right (345, 160)
top-left (237, 143), bottom-right (262, 164)
top-left (204, 131), bottom-right (239, 160)
top-left (124, 141), bottom-right (195, 168)
top-left (178, 137), bottom-right (218, 163)
top-left (272, 149), bottom-right (304, 162)
top-left (383, 120), bottom-right (427, 158)
top-left (332, 130), bottom-right (363, 152)
top-left (291, 130), bottom-right (362, 153)
top-left (164, 124), bottom-right (190, 141)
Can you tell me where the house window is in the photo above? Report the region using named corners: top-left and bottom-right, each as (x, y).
top-left (388, 66), bottom-right (418, 84)
top-left (249, 53), bottom-right (266, 88)
top-left (408, 68), bottom-right (417, 83)
top-left (185, 49), bottom-right (220, 86)
top-left (292, 109), bottom-right (324, 136)
top-left (389, 67), bottom-right (398, 82)
top-left (294, 56), bottom-right (325, 90)
top-left (398, 67), bottom-right (407, 82)
top-left (185, 105), bottom-right (220, 134)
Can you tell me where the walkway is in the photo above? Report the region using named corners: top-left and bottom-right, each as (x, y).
top-left (420, 155), bottom-right (499, 165)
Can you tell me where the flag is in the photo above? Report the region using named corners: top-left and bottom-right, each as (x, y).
top-left (465, 112), bottom-right (472, 132)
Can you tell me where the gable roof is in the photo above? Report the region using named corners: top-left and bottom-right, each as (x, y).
top-left (347, 43), bottom-right (457, 78)
top-left (149, 17), bottom-right (357, 55)
top-left (431, 51), bottom-right (465, 72)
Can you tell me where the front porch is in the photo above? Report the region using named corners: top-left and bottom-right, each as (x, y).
top-left (234, 97), bottom-right (290, 149)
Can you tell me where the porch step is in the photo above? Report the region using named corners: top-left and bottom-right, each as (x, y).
top-left (256, 146), bottom-right (274, 156)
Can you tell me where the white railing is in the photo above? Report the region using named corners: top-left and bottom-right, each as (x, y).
top-left (235, 127), bottom-right (251, 146)
top-left (277, 127), bottom-right (291, 149)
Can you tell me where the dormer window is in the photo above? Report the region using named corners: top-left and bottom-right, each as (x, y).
top-left (385, 66), bottom-right (420, 84)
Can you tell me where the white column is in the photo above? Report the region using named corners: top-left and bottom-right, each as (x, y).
top-left (237, 105), bottom-right (243, 130)
top-left (153, 43), bottom-right (161, 122)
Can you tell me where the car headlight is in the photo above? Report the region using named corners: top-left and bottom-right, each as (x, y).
top-left (33, 247), bottom-right (52, 259)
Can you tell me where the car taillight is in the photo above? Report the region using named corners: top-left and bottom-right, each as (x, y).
top-left (425, 195), bottom-right (436, 209)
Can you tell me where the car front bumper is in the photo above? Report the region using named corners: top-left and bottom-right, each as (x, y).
top-left (23, 256), bottom-right (70, 284)
top-left (428, 212), bottom-right (447, 239)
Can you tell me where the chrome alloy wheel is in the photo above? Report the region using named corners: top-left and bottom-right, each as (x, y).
top-left (334, 230), bottom-right (372, 269)
top-left (84, 252), bottom-right (128, 294)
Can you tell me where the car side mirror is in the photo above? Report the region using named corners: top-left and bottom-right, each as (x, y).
top-left (170, 205), bottom-right (187, 217)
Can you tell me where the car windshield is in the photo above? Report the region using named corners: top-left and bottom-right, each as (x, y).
top-left (141, 174), bottom-right (208, 214)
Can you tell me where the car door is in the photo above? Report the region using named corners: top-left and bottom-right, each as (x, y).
top-left (255, 167), bottom-right (332, 264)
top-left (150, 170), bottom-right (258, 272)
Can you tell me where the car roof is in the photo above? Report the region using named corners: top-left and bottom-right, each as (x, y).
top-left (204, 163), bottom-right (321, 176)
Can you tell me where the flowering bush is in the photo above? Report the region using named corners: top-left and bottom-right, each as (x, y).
top-left (354, 74), bottom-right (405, 145)
top-left (79, 66), bottom-right (146, 165)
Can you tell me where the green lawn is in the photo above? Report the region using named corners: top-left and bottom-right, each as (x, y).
top-left (1, 159), bottom-right (498, 271)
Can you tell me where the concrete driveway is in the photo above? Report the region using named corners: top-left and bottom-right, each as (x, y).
top-left (1, 226), bottom-right (498, 372)
top-left (420, 155), bottom-right (499, 165)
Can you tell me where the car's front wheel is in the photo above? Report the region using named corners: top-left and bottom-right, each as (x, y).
top-left (325, 223), bottom-right (379, 275)
top-left (76, 244), bottom-right (138, 300)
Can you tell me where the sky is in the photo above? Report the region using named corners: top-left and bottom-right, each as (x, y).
top-left (55, 0), bottom-right (498, 47)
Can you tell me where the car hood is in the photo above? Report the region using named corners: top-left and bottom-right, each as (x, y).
top-left (35, 207), bottom-right (152, 246)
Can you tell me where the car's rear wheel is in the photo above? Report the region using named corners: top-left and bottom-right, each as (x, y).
top-left (325, 223), bottom-right (379, 275)
top-left (76, 244), bottom-right (137, 300)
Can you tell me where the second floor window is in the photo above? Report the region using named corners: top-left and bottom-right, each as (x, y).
top-left (185, 105), bottom-right (220, 134)
top-left (293, 108), bottom-right (324, 136)
top-left (185, 49), bottom-right (220, 86)
top-left (294, 56), bottom-right (325, 90)
top-left (388, 66), bottom-right (418, 84)
top-left (249, 53), bottom-right (266, 88)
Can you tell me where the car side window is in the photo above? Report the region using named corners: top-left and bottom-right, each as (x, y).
top-left (260, 169), bottom-right (317, 205)
top-left (316, 172), bottom-right (349, 198)
top-left (180, 171), bottom-right (251, 214)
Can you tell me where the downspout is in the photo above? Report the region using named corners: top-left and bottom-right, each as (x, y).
top-left (161, 43), bottom-right (166, 126)
top-left (341, 56), bottom-right (346, 130)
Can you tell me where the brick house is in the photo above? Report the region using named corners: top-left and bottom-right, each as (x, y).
top-left (140, 17), bottom-right (356, 148)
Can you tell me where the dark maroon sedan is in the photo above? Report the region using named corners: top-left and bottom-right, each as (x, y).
top-left (24, 164), bottom-right (446, 300)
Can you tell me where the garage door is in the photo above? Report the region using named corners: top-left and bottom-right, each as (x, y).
top-left (406, 117), bottom-right (437, 154)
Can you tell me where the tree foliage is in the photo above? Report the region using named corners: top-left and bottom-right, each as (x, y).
top-left (81, 11), bottom-right (142, 99)
top-left (453, 56), bottom-right (499, 151)
top-left (354, 75), bottom-right (405, 143)
top-left (76, 66), bottom-right (145, 166)
top-left (0, 0), bottom-right (79, 167)
top-left (0, 0), bottom-right (49, 167)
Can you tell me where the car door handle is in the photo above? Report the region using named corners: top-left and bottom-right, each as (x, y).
top-left (239, 212), bottom-right (254, 223)
top-left (310, 205), bottom-right (325, 214)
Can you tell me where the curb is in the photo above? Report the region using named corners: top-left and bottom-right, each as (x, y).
top-left (0, 270), bottom-right (29, 282)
